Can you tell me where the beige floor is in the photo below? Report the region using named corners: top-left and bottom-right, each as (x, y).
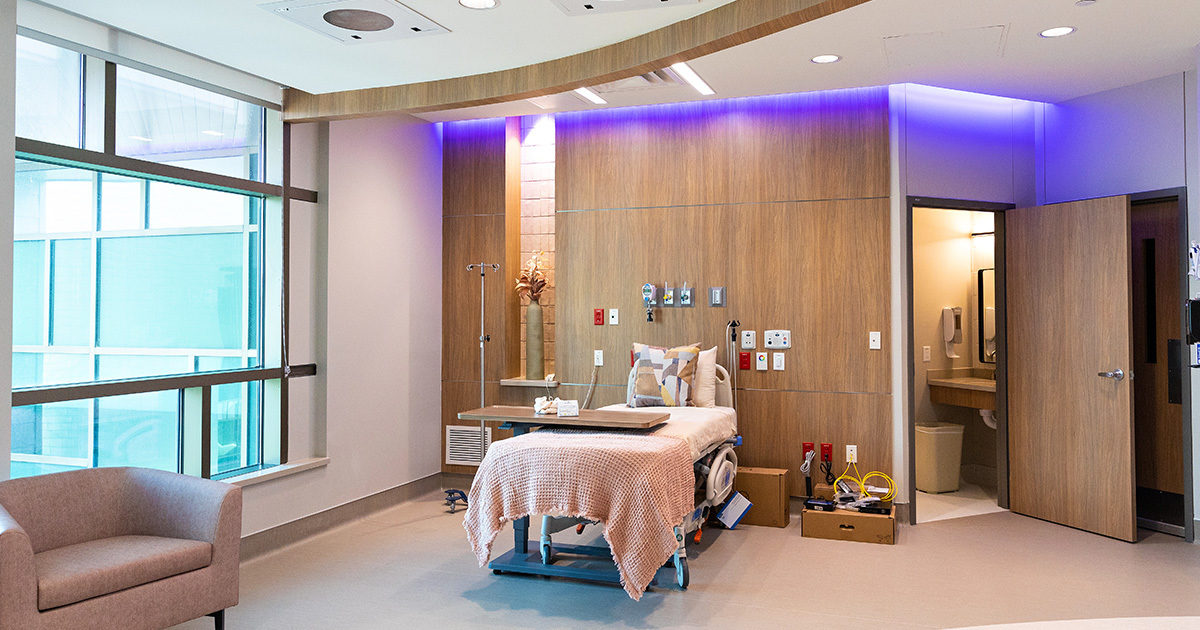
top-left (174, 493), bottom-right (1200, 630)
top-left (917, 482), bottom-right (1007, 523)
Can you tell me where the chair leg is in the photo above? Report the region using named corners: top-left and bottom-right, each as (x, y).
top-left (207, 610), bottom-right (225, 630)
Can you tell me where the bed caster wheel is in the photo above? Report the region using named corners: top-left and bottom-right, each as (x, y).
top-left (675, 558), bottom-right (689, 589)
top-left (492, 569), bottom-right (504, 575)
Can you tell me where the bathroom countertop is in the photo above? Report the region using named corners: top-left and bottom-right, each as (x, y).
top-left (927, 377), bottom-right (997, 393)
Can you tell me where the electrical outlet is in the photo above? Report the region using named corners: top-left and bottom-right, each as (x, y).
top-left (593, 309), bottom-right (604, 325)
top-left (740, 330), bottom-right (756, 350)
top-left (772, 352), bottom-right (785, 371)
top-left (922, 345), bottom-right (931, 362)
top-left (593, 350), bottom-right (604, 367)
top-left (802, 442), bottom-right (815, 459)
top-left (608, 308), bottom-right (619, 325)
top-left (739, 351), bottom-right (752, 370)
top-left (846, 444), bottom-right (858, 464)
top-left (820, 443), bottom-right (833, 462)
top-left (869, 331), bottom-right (882, 350)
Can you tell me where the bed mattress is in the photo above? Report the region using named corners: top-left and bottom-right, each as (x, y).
top-left (596, 404), bottom-right (737, 460)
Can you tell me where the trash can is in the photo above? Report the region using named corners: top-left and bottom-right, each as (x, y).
top-left (915, 422), bottom-right (964, 493)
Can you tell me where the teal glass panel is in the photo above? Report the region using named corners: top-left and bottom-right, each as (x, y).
top-left (147, 181), bottom-right (245, 229)
top-left (99, 174), bottom-right (144, 231)
top-left (212, 381), bottom-right (261, 475)
top-left (15, 36), bottom-right (82, 147)
top-left (98, 233), bottom-right (244, 349)
top-left (97, 355), bottom-right (192, 381)
top-left (15, 161), bottom-right (94, 236)
top-left (11, 400), bottom-right (89, 461)
top-left (13, 352), bottom-right (92, 389)
top-left (95, 392), bottom-right (179, 471)
top-left (50, 239), bottom-right (91, 346)
top-left (14, 240), bottom-right (45, 346)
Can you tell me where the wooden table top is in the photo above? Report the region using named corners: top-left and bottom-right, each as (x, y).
top-left (456, 405), bottom-right (669, 429)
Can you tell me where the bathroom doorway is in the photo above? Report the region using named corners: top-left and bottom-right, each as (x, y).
top-left (906, 198), bottom-right (1011, 525)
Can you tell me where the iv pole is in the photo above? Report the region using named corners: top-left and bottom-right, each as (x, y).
top-left (467, 262), bottom-right (500, 461)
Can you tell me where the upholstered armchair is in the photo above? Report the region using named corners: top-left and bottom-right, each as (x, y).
top-left (0, 467), bottom-right (241, 629)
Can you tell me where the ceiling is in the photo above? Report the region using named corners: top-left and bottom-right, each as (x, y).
top-left (28, 0), bottom-right (1200, 121)
top-left (29, 0), bottom-right (734, 93)
top-left (417, 0), bottom-right (1200, 121)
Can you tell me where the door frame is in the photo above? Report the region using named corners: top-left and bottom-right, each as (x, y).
top-left (905, 196), bottom-right (1014, 526)
top-left (1129, 186), bottom-right (1194, 542)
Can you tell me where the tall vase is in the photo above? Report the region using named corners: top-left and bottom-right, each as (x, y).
top-left (526, 299), bottom-right (545, 380)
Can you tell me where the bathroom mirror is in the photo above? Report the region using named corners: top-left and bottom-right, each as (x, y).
top-left (978, 268), bottom-right (996, 364)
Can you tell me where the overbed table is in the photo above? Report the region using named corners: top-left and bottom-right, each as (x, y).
top-left (457, 405), bottom-right (670, 583)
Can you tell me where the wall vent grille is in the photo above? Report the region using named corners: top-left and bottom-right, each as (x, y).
top-left (445, 425), bottom-right (493, 466)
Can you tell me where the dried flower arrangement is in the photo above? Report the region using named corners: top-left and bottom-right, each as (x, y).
top-left (515, 251), bottom-right (548, 302)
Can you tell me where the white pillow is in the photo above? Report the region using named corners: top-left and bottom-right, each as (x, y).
top-left (691, 347), bottom-right (718, 408)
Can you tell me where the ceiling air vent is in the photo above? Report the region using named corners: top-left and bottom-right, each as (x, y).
top-left (260, 0), bottom-right (448, 44)
top-left (445, 425), bottom-right (493, 466)
top-left (551, 0), bottom-right (700, 17)
top-left (592, 68), bottom-right (684, 95)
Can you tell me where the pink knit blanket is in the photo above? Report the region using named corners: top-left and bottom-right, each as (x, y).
top-left (463, 428), bottom-right (694, 600)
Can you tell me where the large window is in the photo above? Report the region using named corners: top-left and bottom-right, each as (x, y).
top-left (12, 36), bottom-right (291, 480)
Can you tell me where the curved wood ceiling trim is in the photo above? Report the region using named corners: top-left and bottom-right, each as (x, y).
top-left (281, 0), bottom-right (870, 122)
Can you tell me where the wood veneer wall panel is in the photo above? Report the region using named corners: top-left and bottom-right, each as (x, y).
top-left (555, 86), bottom-right (893, 491)
top-left (443, 119), bottom-right (507, 216)
top-left (442, 214), bottom-right (511, 383)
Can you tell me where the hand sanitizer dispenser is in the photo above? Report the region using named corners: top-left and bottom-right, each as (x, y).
top-left (942, 306), bottom-right (962, 358)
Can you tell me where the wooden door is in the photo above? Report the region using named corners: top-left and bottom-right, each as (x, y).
top-left (1007, 195), bottom-right (1136, 541)
top-left (1131, 199), bottom-right (1184, 495)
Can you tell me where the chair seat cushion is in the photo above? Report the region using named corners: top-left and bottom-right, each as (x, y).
top-left (34, 535), bottom-right (212, 610)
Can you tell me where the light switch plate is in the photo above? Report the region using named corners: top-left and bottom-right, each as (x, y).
top-left (741, 330), bottom-right (757, 350)
top-left (922, 346), bottom-right (931, 362)
top-left (593, 350), bottom-right (604, 366)
top-left (772, 352), bottom-right (785, 371)
top-left (764, 330), bottom-right (791, 349)
top-left (755, 352), bottom-right (768, 371)
top-left (869, 331), bottom-right (882, 350)
top-left (709, 287), bottom-right (726, 307)
top-left (608, 309), bottom-right (619, 326)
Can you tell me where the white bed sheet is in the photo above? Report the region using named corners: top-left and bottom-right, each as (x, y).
top-left (597, 404), bottom-right (737, 460)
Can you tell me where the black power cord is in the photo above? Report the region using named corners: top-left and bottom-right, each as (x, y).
top-left (821, 458), bottom-right (835, 485)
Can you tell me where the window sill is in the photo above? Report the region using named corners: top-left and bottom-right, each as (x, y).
top-left (223, 457), bottom-right (329, 488)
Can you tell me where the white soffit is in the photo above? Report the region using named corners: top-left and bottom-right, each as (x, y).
top-left (260, 0), bottom-right (448, 44)
top-left (550, 0), bottom-right (701, 17)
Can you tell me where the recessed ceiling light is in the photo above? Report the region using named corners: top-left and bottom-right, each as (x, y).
top-left (459, 0), bottom-right (497, 8)
top-left (573, 87), bottom-right (607, 105)
top-left (810, 54), bottom-right (841, 64)
top-left (129, 136), bottom-right (153, 142)
top-left (1040, 26), bottom-right (1076, 38)
top-left (669, 61), bottom-right (715, 96)
top-left (201, 130), bottom-right (224, 137)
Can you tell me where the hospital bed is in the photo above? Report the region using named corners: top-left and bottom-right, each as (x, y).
top-left (463, 365), bottom-right (739, 598)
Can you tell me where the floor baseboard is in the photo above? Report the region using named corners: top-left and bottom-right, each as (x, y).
top-left (240, 472), bottom-right (450, 560)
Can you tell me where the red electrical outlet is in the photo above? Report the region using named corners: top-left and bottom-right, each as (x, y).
top-left (738, 351), bottom-right (752, 370)
top-left (820, 443), bottom-right (833, 462)
top-left (593, 309), bottom-right (604, 325)
top-left (802, 442), bottom-right (815, 459)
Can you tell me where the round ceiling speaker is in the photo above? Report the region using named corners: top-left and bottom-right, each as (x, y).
top-left (323, 9), bottom-right (395, 32)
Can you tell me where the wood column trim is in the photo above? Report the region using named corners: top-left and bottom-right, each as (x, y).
top-left (282, 0), bottom-right (869, 121)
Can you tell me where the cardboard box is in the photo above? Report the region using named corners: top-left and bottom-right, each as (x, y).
top-left (802, 507), bottom-right (895, 544)
top-left (812, 483), bottom-right (836, 501)
top-left (733, 466), bottom-right (790, 527)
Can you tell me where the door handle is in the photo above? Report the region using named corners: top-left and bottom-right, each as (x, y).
top-left (1097, 369), bottom-right (1125, 381)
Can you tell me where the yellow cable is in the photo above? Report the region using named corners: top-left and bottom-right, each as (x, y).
top-left (833, 461), bottom-right (896, 502)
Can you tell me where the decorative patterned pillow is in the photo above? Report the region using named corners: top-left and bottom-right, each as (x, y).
top-left (629, 343), bottom-right (701, 407)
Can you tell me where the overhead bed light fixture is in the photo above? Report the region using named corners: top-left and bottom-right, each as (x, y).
top-left (810, 54), bottom-right (841, 64)
top-left (669, 61), bottom-right (715, 96)
top-left (573, 87), bottom-right (607, 105)
top-left (1039, 26), bottom-right (1076, 38)
top-left (459, 0), bottom-right (498, 8)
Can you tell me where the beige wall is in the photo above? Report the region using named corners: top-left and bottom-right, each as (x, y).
top-left (911, 207), bottom-right (995, 481)
top-left (240, 114), bottom-right (443, 535)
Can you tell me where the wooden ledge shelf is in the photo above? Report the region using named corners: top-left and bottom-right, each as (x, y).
top-left (500, 378), bottom-right (559, 388)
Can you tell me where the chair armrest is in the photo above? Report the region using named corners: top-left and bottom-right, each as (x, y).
top-left (0, 504), bottom-right (39, 627)
top-left (125, 468), bottom-right (242, 546)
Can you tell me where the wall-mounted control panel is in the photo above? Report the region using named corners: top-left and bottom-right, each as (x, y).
top-left (740, 330), bottom-right (756, 350)
top-left (739, 351), bottom-right (752, 370)
top-left (755, 352), bottom-right (768, 371)
top-left (772, 352), bottom-right (785, 371)
top-left (764, 330), bottom-right (791, 349)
